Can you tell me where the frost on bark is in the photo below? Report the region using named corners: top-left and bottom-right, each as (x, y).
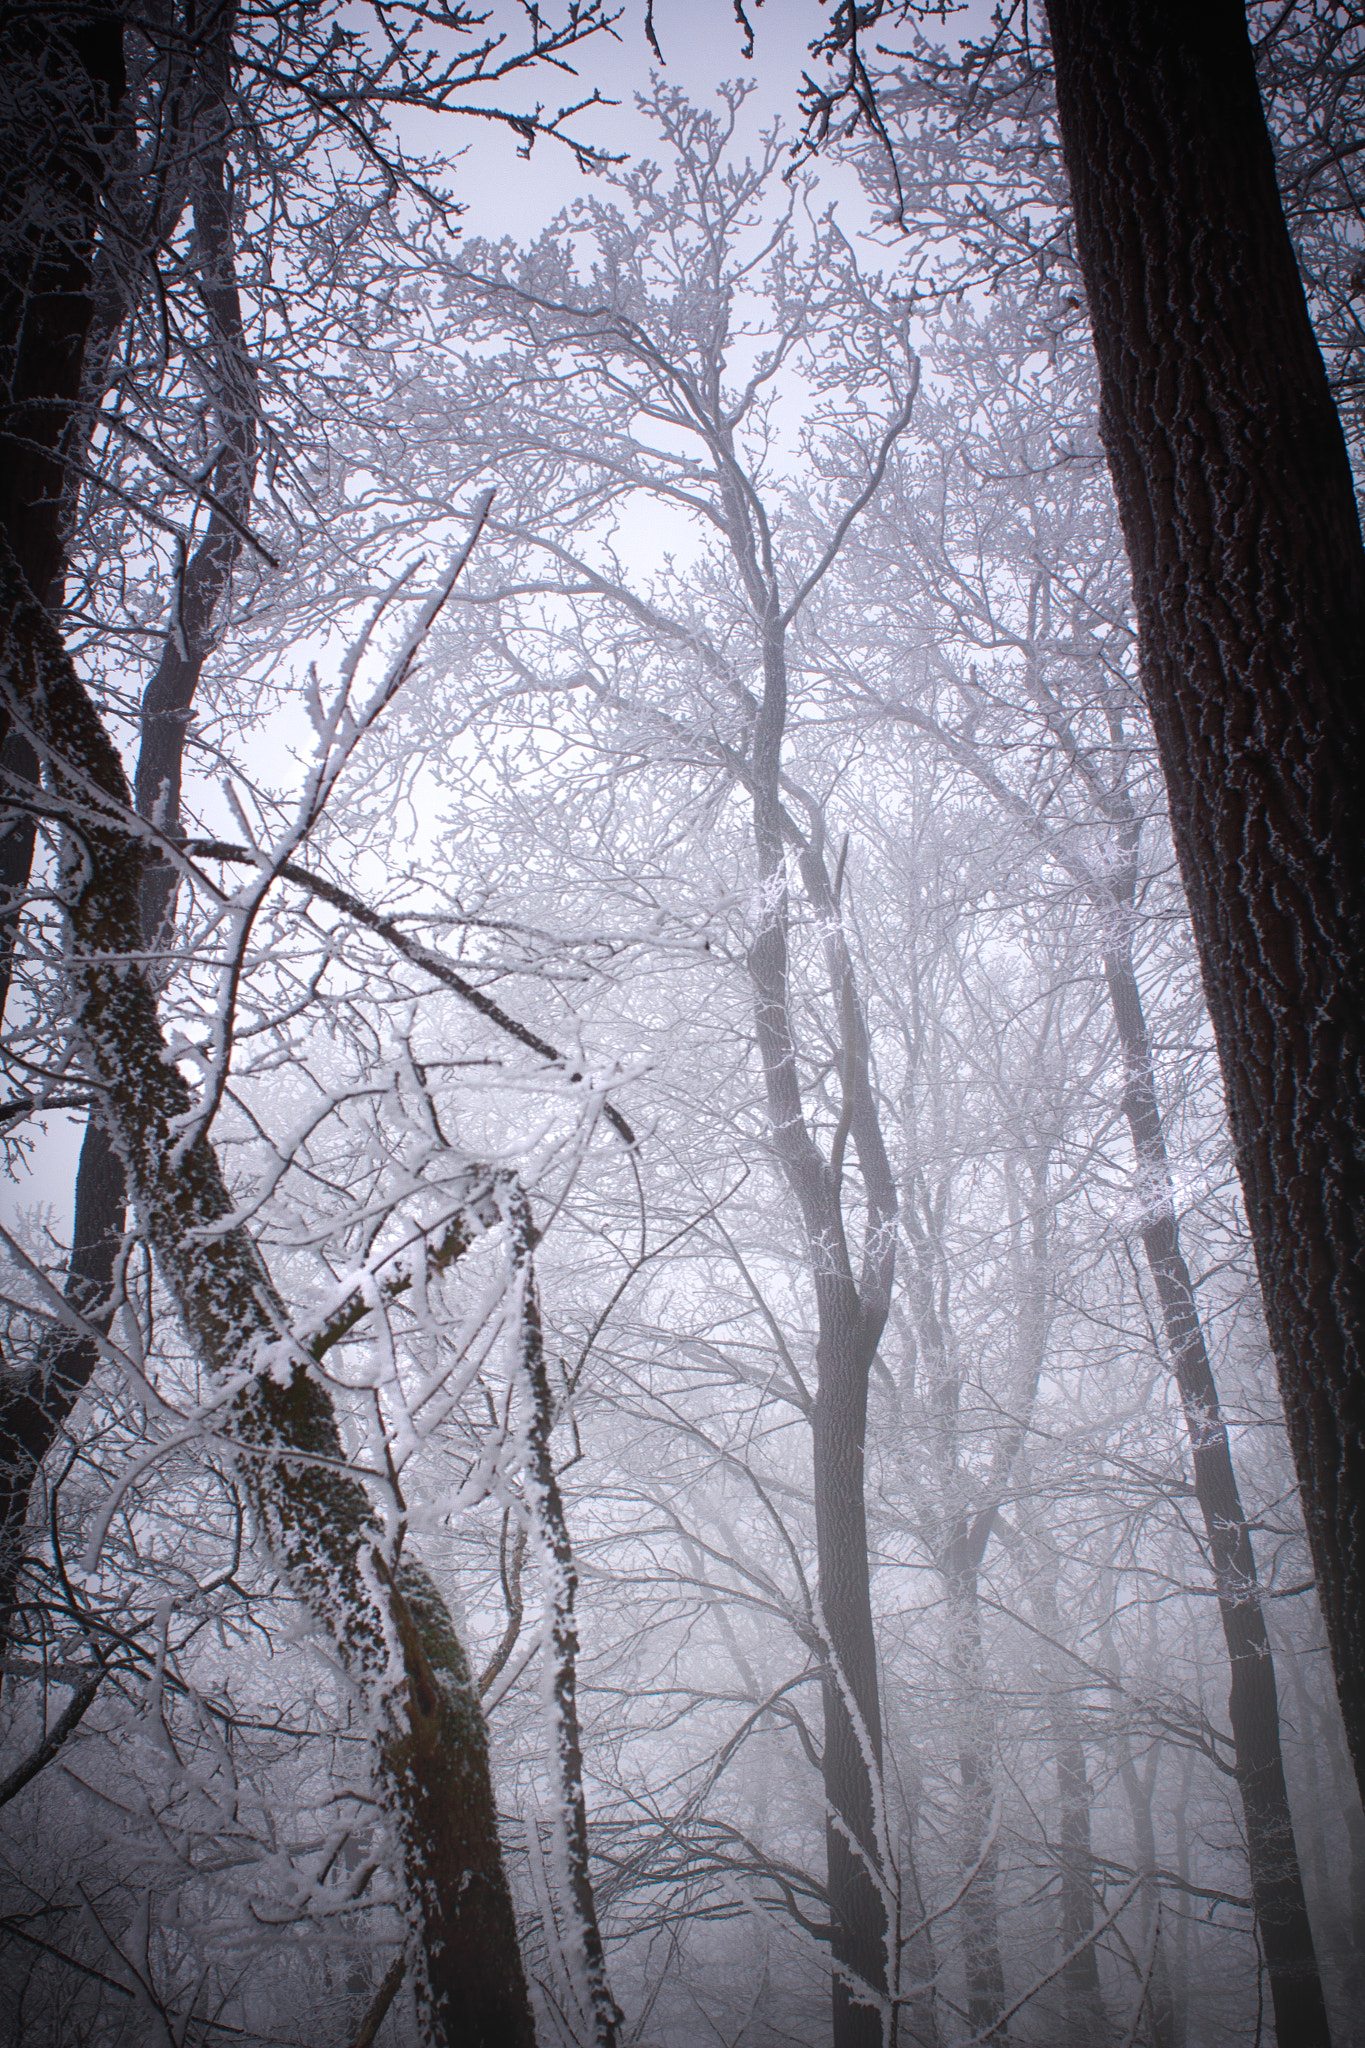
top-left (0, 540), bottom-right (539, 2048)
top-left (1044, 2), bottom-right (1365, 1891)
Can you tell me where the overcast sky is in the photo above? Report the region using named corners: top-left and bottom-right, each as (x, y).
top-left (441, 0), bottom-right (988, 244)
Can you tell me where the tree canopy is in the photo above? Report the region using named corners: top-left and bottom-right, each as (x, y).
top-left (2, 6), bottom-right (1363, 2047)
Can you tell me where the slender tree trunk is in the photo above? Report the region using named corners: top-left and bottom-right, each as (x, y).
top-left (944, 1545), bottom-right (1009, 2042)
top-left (1052, 1703), bottom-right (1104, 2047)
top-left (1045, 0), bottom-right (1365, 1829)
top-left (1112, 1731), bottom-right (1175, 2048)
top-left (1025, 1548), bottom-right (1106, 2047)
top-left (1170, 1745), bottom-right (1195, 2048)
top-left (897, 1797), bottom-right (941, 2048)
top-left (515, 1205), bottom-right (621, 2047)
top-left (0, 1117), bottom-right (123, 1644)
top-left (877, 665), bottom-right (1329, 2035)
top-left (1104, 935), bottom-right (1328, 2041)
top-left (747, 614), bottom-right (896, 2048)
top-left (812, 1294), bottom-right (889, 2048)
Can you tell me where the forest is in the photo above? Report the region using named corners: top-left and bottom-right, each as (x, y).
top-left (2, 2), bottom-right (1364, 2044)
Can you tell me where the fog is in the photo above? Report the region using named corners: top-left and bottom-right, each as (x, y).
top-left (2, 5), bottom-right (1363, 2047)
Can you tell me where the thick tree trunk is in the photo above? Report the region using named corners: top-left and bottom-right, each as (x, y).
top-left (0, 2), bottom-right (260, 1655)
top-left (0, 8), bottom-right (125, 1026)
top-left (1045, 0), bottom-right (1365, 1837)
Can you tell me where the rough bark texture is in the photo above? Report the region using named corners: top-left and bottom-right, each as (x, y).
top-left (1045, 3), bottom-right (1365, 1885)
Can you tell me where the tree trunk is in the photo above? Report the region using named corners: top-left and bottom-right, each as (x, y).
top-left (1104, 938), bottom-right (1328, 2042)
top-left (0, 0), bottom-right (260, 1657)
top-left (1045, 0), bottom-right (1365, 1837)
top-left (0, 535), bottom-right (540, 2048)
top-left (1112, 1729), bottom-right (1175, 2048)
top-left (1026, 1548), bottom-right (1106, 2048)
top-left (0, 8), bottom-right (125, 1027)
top-left (0, 1116), bottom-right (122, 1645)
top-left (944, 1545), bottom-right (1010, 2043)
top-left (747, 615), bottom-right (897, 2048)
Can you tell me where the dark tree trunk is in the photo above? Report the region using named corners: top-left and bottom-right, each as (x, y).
top-left (0, 0), bottom-right (259, 1655)
top-left (1045, 1), bottom-right (1365, 1867)
top-left (0, 8), bottom-right (125, 1024)
top-left (1105, 940), bottom-right (1328, 2041)
top-left (0, 8), bottom-right (125, 601)
top-left (0, 1117), bottom-right (122, 1644)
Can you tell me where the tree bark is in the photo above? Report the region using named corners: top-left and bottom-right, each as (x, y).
top-left (0, 0), bottom-right (260, 1656)
top-left (0, 6), bottom-right (126, 1026)
top-left (1044, 0), bottom-right (1365, 1849)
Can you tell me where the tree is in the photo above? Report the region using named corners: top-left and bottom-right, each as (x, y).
top-left (805, 284), bottom-right (1330, 2043)
top-left (807, 0), bottom-right (1365, 1816)
top-left (396, 88), bottom-right (918, 2042)
top-left (1044, 0), bottom-right (1365, 1819)
top-left (0, 4), bottom-right (628, 2038)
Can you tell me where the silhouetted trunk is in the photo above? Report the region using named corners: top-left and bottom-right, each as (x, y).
top-left (1112, 1729), bottom-right (1175, 2048)
top-left (0, 0), bottom-right (259, 1655)
top-left (0, 7), bottom-right (125, 1025)
top-left (1170, 1745), bottom-right (1195, 2048)
top-left (897, 1792), bottom-right (941, 2048)
top-left (1046, 0), bottom-right (1365, 1859)
top-left (0, 1118), bottom-right (122, 1645)
top-left (1052, 1705), bottom-right (1104, 2047)
top-left (1026, 1549), bottom-right (1106, 2047)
